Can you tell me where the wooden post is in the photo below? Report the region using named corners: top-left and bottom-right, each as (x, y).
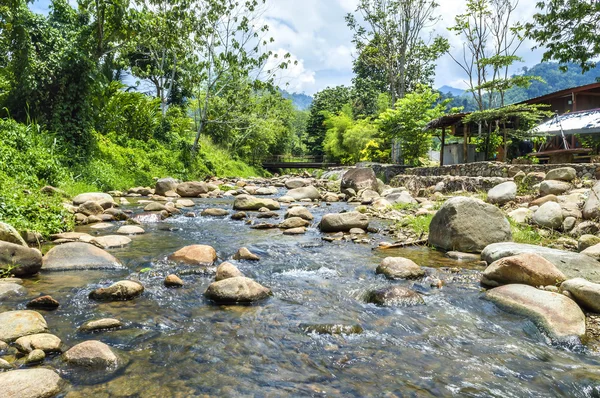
top-left (440, 127), bottom-right (446, 166)
top-left (463, 123), bottom-right (468, 163)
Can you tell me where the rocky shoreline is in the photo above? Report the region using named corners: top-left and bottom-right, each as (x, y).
top-left (1, 164), bottom-right (600, 396)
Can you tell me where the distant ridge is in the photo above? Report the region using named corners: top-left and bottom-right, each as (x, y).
top-left (281, 90), bottom-right (313, 111)
top-left (437, 85), bottom-right (465, 97)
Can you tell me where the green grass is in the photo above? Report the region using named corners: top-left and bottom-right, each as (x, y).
top-left (508, 219), bottom-right (562, 246)
top-left (398, 213), bottom-right (434, 236)
top-left (389, 202), bottom-right (419, 211)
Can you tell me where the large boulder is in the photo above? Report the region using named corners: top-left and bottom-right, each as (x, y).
top-left (287, 186), bottom-right (320, 201)
top-left (0, 310), bottom-right (48, 342)
top-left (279, 217), bottom-right (310, 229)
top-left (168, 244), bottom-right (218, 266)
top-left (15, 333), bottom-right (62, 353)
top-left (481, 242), bottom-right (600, 283)
top-left (428, 196), bottom-right (512, 253)
top-left (583, 180), bottom-right (600, 220)
top-left (341, 168), bottom-right (379, 195)
top-left (0, 282), bottom-right (26, 299)
top-left (561, 278), bottom-right (600, 313)
top-left (0, 241), bottom-right (42, 277)
top-left (485, 284), bottom-right (586, 341)
top-left (532, 201), bottom-right (563, 229)
top-left (204, 276), bottom-right (271, 303)
top-left (545, 167), bottom-right (576, 182)
top-left (90, 235), bottom-right (131, 249)
top-left (155, 177), bottom-right (179, 196)
top-left (233, 195), bottom-right (280, 211)
top-left (376, 257), bottom-right (425, 280)
top-left (285, 178), bottom-right (308, 189)
top-left (366, 286), bottom-right (425, 307)
top-left (487, 181), bottom-right (517, 205)
top-left (385, 191), bottom-right (416, 205)
top-left (89, 280), bottom-right (144, 301)
top-left (78, 201), bottom-right (104, 216)
top-left (481, 253), bottom-right (566, 287)
top-left (73, 192), bottom-right (113, 206)
top-left (64, 340), bottom-right (119, 370)
top-left (42, 242), bottom-right (122, 271)
top-left (319, 211), bottom-right (369, 233)
top-left (0, 222), bottom-right (27, 246)
top-left (176, 181), bottom-right (208, 197)
top-left (539, 180), bottom-right (571, 196)
top-left (285, 206), bottom-right (314, 221)
top-left (0, 369), bottom-right (63, 398)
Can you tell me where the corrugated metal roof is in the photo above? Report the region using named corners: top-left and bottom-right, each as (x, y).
top-left (531, 109), bottom-right (600, 136)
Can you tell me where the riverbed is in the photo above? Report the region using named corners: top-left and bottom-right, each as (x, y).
top-left (2, 195), bottom-right (600, 397)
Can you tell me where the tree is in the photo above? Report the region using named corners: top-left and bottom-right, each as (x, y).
top-left (377, 86), bottom-right (451, 166)
top-left (346, 0), bottom-right (449, 105)
top-left (526, 0), bottom-right (600, 72)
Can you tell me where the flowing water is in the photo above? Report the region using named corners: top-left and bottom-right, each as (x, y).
top-left (2, 195), bottom-right (600, 397)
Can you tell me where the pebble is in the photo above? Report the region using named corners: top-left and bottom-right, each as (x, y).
top-left (164, 274), bottom-right (184, 288)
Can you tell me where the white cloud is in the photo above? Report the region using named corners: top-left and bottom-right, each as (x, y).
top-left (266, 49), bottom-right (316, 93)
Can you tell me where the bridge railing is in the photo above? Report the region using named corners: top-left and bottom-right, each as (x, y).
top-left (260, 155), bottom-right (326, 164)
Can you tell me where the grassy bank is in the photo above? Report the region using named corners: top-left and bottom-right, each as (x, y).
top-left (0, 118), bottom-right (262, 236)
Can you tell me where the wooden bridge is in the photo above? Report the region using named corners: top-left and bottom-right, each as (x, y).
top-left (259, 155), bottom-right (341, 169)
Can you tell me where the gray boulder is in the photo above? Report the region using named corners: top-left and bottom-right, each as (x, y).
top-left (428, 196), bottom-right (512, 253)
top-left (376, 257), bottom-right (425, 280)
top-left (204, 276), bottom-right (271, 303)
top-left (89, 280), bottom-right (144, 301)
top-left (155, 177), bottom-right (179, 196)
top-left (215, 262), bottom-right (244, 281)
top-left (0, 241), bottom-right (42, 277)
top-left (42, 242), bottom-right (123, 271)
top-left (532, 201), bottom-right (564, 229)
top-left (64, 340), bottom-right (119, 370)
top-left (72, 192), bottom-right (113, 206)
top-left (487, 181), bottom-right (517, 205)
top-left (319, 211), bottom-right (369, 232)
top-left (285, 178), bottom-right (308, 189)
top-left (0, 222), bottom-right (27, 246)
top-left (583, 180), bottom-right (600, 220)
top-left (233, 195), bottom-right (280, 211)
top-left (287, 186), bottom-right (320, 201)
top-left (366, 286), bottom-right (425, 307)
top-left (539, 180), bottom-right (571, 196)
top-left (176, 181), bottom-right (208, 197)
top-left (386, 191), bottom-right (416, 205)
top-left (0, 282), bottom-right (26, 299)
top-left (285, 206), bottom-right (314, 221)
top-left (0, 310), bottom-right (48, 342)
top-left (0, 369), bottom-right (63, 398)
top-left (341, 168), bottom-right (378, 195)
top-left (561, 278), bottom-right (600, 313)
top-left (485, 284), bottom-right (586, 341)
top-left (481, 242), bottom-right (600, 283)
top-left (545, 167), bottom-right (576, 182)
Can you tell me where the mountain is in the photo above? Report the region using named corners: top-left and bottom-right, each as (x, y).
top-left (437, 85), bottom-right (465, 97)
top-left (281, 90), bottom-right (313, 111)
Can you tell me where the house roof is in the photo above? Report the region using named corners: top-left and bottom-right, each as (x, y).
top-left (520, 82), bottom-right (600, 105)
top-left (531, 108), bottom-right (600, 136)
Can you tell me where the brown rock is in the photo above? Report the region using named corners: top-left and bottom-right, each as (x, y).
top-left (63, 340), bottom-right (118, 369)
top-left (164, 274), bottom-right (184, 288)
top-left (376, 257), bottom-right (426, 280)
top-left (215, 262), bottom-right (244, 281)
top-left (232, 247), bottom-right (260, 261)
top-left (169, 245), bottom-right (218, 266)
top-left (26, 295), bottom-right (59, 310)
top-left (481, 253), bottom-right (567, 287)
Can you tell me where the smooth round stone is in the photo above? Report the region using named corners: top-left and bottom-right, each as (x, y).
top-left (0, 282), bottom-right (26, 299)
top-left (0, 310), bottom-right (48, 342)
top-left (164, 274), bottom-right (184, 288)
top-left (116, 226), bottom-right (145, 235)
top-left (89, 222), bottom-right (114, 230)
top-left (89, 280), bottom-right (144, 301)
top-left (25, 349), bottom-right (45, 364)
top-left (91, 235), bottom-right (131, 249)
top-left (63, 340), bottom-right (119, 369)
top-left (215, 262), bottom-right (244, 281)
top-left (15, 333), bottom-right (61, 353)
top-left (42, 242), bottom-right (123, 271)
top-left (26, 295), bottom-right (60, 310)
top-left (79, 318), bottom-right (123, 333)
top-left (283, 227), bottom-right (307, 235)
top-left (0, 368), bottom-right (63, 398)
top-left (0, 358), bottom-right (11, 369)
top-left (232, 247), bottom-right (260, 261)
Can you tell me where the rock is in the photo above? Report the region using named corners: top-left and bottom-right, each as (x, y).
top-left (25, 349), bottom-right (45, 364)
top-left (144, 202), bottom-right (167, 212)
top-left (366, 286), bottom-right (425, 306)
top-left (385, 191), bottom-right (416, 205)
top-left (0, 282), bottom-right (26, 299)
top-left (361, 189), bottom-right (380, 201)
top-left (116, 225), bottom-right (145, 235)
top-left (349, 228), bottom-right (365, 234)
top-left (561, 278), bottom-right (600, 313)
top-left (341, 168), bottom-right (378, 195)
top-left (79, 318), bottom-right (123, 333)
top-left (231, 212), bottom-right (247, 220)
top-left (73, 192), bottom-right (113, 206)
top-left (204, 276), bottom-right (271, 303)
top-left (581, 243), bottom-right (600, 260)
top-left (103, 208), bottom-right (128, 221)
top-left (283, 227), bottom-right (307, 235)
top-left (15, 333), bottom-right (61, 353)
top-left (530, 195), bottom-right (558, 207)
top-left (487, 181), bottom-right (517, 205)
top-left (278, 195), bottom-right (296, 203)
top-left (279, 217), bottom-right (310, 229)
top-left (481, 253), bottom-right (566, 287)
top-left (0, 310), bottom-right (48, 342)
top-left (376, 257), bottom-right (425, 280)
top-left (319, 211), bottom-right (369, 233)
top-left (215, 262), bottom-right (244, 281)
top-left (578, 234), bottom-right (600, 251)
top-left (19, 230), bottom-right (43, 245)
top-left (26, 295), bottom-right (59, 310)
top-left (255, 187), bottom-right (278, 195)
top-left (445, 251), bottom-right (480, 262)
top-left (169, 245), bottom-right (218, 266)
top-left (41, 185), bottom-right (68, 197)
top-left (533, 201), bottom-right (564, 229)
top-left (481, 242), bottom-right (600, 283)
top-left (285, 178), bottom-right (308, 189)
top-left (0, 368), bottom-right (63, 398)
top-left (287, 186), bottom-right (320, 201)
top-left (176, 199), bottom-right (195, 208)
top-left (232, 247), bottom-right (260, 261)
top-left (583, 180), bottom-right (600, 220)
top-left (540, 180), bottom-right (571, 196)
top-left (485, 284), bottom-right (586, 341)
top-left (155, 177), bottom-right (179, 196)
top-left (164, 274), bottom-right (184, 288)
top-left (233, 195), bottom-right (280, 211)
top-left (43, 242), bottom-right (122, 271)
top-left (64, 340), bottom-right (119, 369)
top-left (0, 222), bottom-right (27, 246)
top-left (91, 235), bottom-right (131, 249)
top-left (546, 167), bottom-right (577, 182)
top-left (0, 241), bottom-right (42, 277)
top-left (175, 181), bottom-right (207, 197)
top-left (563, 216), bottom-right (576, 232)
top-left (301, 323), bottom-right (363, 335)
top-left (78, 201), bottom-right (105, 216)
top-left (89, 280), bottom-right (144, 301)
top-left (508, 208), bottom-right (533, 224)
top-left (201, 208), bottom-right (229, 217)
top-left (0, 358), bottom-right (11, 369)
top-left (89, 222), bottom-right (114, 230)
top-left (285, 206), bottom-right (314, 221)
top-left (570, 221), bottom-right (600, 237)
top-left (428, 196), bottom-right (512, 253)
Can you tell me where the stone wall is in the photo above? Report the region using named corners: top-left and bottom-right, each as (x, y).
top-left (391, 175), bottom-right (509, 194)
top-left (404, 161), bottom-right (600, 180)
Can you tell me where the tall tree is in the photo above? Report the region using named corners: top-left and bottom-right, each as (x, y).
top-left (526, 0), bottom-right (600, 73)
top-left (346, 0), bottom-right (448, 105)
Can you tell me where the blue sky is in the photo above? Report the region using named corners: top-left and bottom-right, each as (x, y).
top-left (31, 0), bottom-right (544, 95)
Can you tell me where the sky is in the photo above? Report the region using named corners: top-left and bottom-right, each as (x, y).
top-left (31, 0), bottom-right (546, 96)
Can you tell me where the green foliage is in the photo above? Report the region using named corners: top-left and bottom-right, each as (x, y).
top-left (398, 213), bottom-right (434, 236)
top-left (526, 0), bottom-right (600, 72)
top-left (0, 264), bottom-right (17, 279)
top-left (306, 86), bottom-right (353, 155)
